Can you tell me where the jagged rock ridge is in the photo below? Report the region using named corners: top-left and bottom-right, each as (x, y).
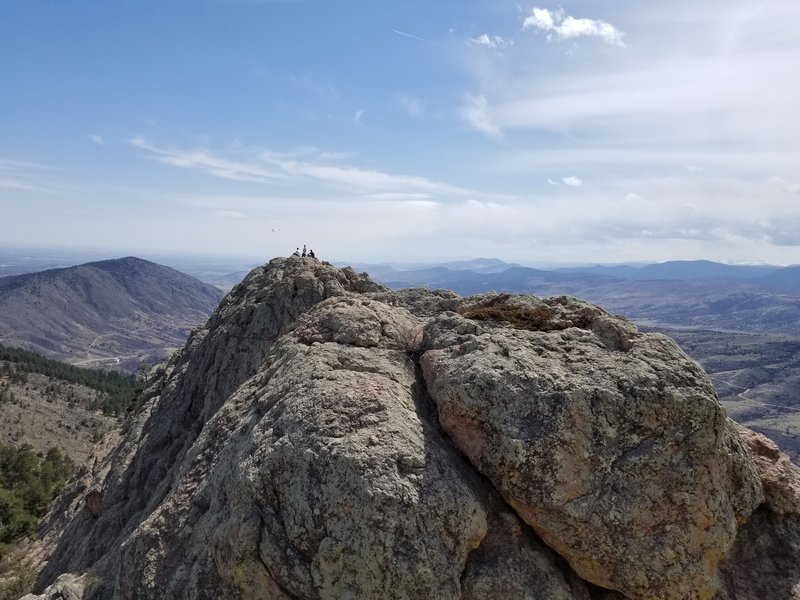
top-left (22, 258), bottom-right (800, 600)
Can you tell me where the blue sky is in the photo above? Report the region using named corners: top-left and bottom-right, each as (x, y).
top-left (2, 0), bottom-right (799, 264)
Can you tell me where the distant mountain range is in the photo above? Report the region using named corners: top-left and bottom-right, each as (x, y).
top-left (0, 257), bottom-right (224, 370)
top-left (552, 259), bottom-right (779, 281)
top-left (351, 259), bottom-right (800, 335)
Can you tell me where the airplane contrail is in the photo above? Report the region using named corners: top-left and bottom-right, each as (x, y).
top-left (391, 29), bottom-right (435, 44)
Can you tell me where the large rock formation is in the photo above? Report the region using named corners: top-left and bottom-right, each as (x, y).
top-left (20, 258), bottom-right (800, 599)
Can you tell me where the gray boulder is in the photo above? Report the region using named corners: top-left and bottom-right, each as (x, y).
top-left (419, 297), bottom-right (763, 599)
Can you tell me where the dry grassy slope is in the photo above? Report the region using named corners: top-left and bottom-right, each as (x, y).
top-left (0, 257), bottom-right (224, 370)
top-left (0, 371), bottom-right (118, 464)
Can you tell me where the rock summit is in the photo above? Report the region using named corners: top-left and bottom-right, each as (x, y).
top-left (22, 258), bottom-right (800, 599)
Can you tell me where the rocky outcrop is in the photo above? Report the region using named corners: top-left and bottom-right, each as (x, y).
top-left (30, 259), bottom-right (384, 589)
top-left (715, 428), bottom-right (800, 600)
top-left (22, 258), bottom-right (800, 599)
top-left (420, 296), bottom-right (762, 599)
top-left (737, 427), bottom-right (800, 515)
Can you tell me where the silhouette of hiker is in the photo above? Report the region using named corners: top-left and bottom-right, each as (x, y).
top-left (302, 244), bottom-right (307, 257)
top-left (309, 249), bottom-right (316, 259)
top-left (292, 247), bottom-right (300, 257)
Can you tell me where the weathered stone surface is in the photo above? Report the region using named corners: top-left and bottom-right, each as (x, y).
top-left (461, 508), bottom-right (591, 600)
top-left (737, 425), bottom-right (800, 514)
top-left (20, 573), bottom-right (90, 600)
top-left (30, 258), bottom-right (386, 590)
top-left (28, 274), bottom-right (584, 599)
top-left (23, 259), bottom-right (800, 600)
top-left (368, 287), bottom-right (462, 317)
top-left (715, 427), bottom-right (800, 599)
top-left (718, 509), bottom-right (800, 600)
top-left (420, 301), bottom-right (763, 600)
top-left (93, 297), bottom-right (487, 598)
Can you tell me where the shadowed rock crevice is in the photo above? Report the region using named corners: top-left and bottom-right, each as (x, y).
top-left (255, 514), bottom-right (302, 600)
top-left (406, 349), bottom-right (593, 600)
top-left (408, 343), bottom-right (596, 599)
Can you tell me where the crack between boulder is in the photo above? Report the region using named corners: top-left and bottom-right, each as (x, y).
top-left (409, 352), bottom-right (591, 598)
top-left (255, 515), bottom-right (304, 600)
top-left (458, 542), bottom-right (483, 600)
top-left (409, 350), bottom-right (620, 599)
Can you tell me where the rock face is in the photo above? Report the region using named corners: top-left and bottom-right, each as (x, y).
top-left (420, 297), bottom-right (762, 599)
top-left (22, 258), bottom-right (800, 599)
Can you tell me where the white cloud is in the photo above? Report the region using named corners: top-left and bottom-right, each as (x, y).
top-left (130, 137), bottom-right (288, 183)
top-left (465, 199), bottom-right (503, 210)
top-left (768, 176), bottom-right (800, 194)
top-left (89, 134), bottom-right (106, 146)
top-left (353, 109), bottom-right (364, 123)
top-left (0, 177), bottom-right (48, 192)
top-left (524, 8), bottom-right (555, 31)
top-left (395, 199), bottom-right (441, 210)
top-left (0, 158), bottom-right (61, 194)
top-left (318, 150), bottom-right (355, 161)
top-left (130, 137), bottom-right (486, 199)
top-left (469, 34), bottom-right (509, 49)
top-left (214, 210), bottom-right (248, 219)
top-left (461, 95), bottom-right (504, 140)
top-left (523, 8), bottom-right (625, 47)
top-left (393, 94), bottom-right (426, 118)
top-left (461, 0), bottom-right (800, 170)
top-left (562, 176), bottom-right (583, 187)
top-left (361, 192), bottom-right (433, 201)
top-left (288, 73), bottom-right (341, 101)
top-left (271, 157), bottom-right (471, 196)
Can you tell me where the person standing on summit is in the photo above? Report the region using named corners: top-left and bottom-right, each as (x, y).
top-left (302, 244), bottom-right (307, 257)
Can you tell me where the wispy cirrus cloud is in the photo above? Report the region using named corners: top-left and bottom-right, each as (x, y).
top-left (288, 72), bottom-right (341, 101)
top-left (0, 177), bottom-right (48, 193)
top-left (523, 8), bottom-right (625, 47)
top-left (768, 176), bottom-right (800, 195)
top-left (130, 137), bottom-right (288, 183)
top-left (392, 94), bottom-right (426, 119)
top-left (262, 153), bottom-right (475, 197)
top-left (214, 210), bottom-right (248, 219)
top-left (543, 175), bottom-right (584, 187)
top-left (469, 34), bottom-right (510, 49)
top-left (129, 137), bottom-right (486, 199)
top-left (89, 134), bottom-right (107, 146)
top-left (0, 157), bottom-right (62, 193)
top-left (461, 95), bottom-right (504, 140)
top-left (459, 0), bottom-right (800, 176)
